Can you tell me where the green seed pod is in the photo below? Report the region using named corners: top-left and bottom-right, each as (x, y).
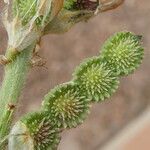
top-left (73, 57), bottom-right (119, 102)
top-left (100, 32), bottom-right (144, 76)
top-left (42, 83), bottom-right (90, 128)
top-left (9, 112), bottom-right (60, 150)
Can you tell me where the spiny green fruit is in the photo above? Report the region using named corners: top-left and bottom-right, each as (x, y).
top-left (100, 32), bottom-right (144, 76)
top-left (22, 112), bottom-right (60, 150)
top-left (42, 83), bottom-right (90, 128)
top-left (73, 57), bottom-right (119, 102)
top-left (9, 112), bottom-right (60, 150)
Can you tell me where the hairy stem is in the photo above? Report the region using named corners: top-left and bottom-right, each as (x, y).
top-left (0, 44), bottom-right (35, 149)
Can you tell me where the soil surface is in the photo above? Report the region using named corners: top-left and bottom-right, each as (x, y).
top-left (0, 0), bottom-right (150, 150)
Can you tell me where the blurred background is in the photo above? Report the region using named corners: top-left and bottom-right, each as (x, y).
top-left (0, 0), bottom-right (150, 150)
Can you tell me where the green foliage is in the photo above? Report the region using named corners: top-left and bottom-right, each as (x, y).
top-left (100, 32), bottom-right (144, 76)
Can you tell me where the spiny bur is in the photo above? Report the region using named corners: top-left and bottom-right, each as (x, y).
top-left (42, 83), bottom-right (91, 128)
top-left (9, 112), bottom-right (60, 150)
top-left (100, 32), bottom-right (144, 76)
top-left (73, 57), bottom-right (119, 102)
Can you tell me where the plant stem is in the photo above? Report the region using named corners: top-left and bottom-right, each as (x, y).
top-left (0, 44), bottom-right (35, 149)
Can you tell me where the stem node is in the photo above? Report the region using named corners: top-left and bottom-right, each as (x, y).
top-left (0, 55), bottom-right (10, 65)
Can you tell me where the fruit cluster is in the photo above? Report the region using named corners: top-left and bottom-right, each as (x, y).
top-left (9, 32), bottom-right (144, 150)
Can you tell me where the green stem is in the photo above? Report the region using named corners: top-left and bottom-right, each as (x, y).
top-left (0, 44), bottom-right (35, 149)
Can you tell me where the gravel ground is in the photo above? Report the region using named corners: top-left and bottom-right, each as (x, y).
top-left (0, 0), bottom-right (150, 150)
